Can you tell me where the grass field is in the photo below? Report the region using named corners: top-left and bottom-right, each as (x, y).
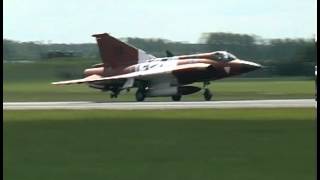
top-left (4, 108), bottom-right (316, 180)
top-left (3, 79), bottom-right (315, 101)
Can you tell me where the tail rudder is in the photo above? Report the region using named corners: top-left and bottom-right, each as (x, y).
top-left (92, 33), bottom-right (155, 69)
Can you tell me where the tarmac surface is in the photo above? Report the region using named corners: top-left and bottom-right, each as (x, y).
top-left (3, 99), bottom-right (316, 110)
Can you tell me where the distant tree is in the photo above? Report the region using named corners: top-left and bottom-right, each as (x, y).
top-left (3, 39), bottom-right (16, 60)
top-left (199, 32), bottom-right (257, 46)
top-left (3, 34), bottom-right (317, 77)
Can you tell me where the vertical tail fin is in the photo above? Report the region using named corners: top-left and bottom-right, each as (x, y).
top-left (92, 33), bottom-right (155, 69)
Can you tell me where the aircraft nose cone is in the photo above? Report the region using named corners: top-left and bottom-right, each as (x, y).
top-left (232, 59), bottom-right (261, 72)
top-left (242, 61), bottom-right (262, 72)
top-left (229, 59), bottom-right (262, 74)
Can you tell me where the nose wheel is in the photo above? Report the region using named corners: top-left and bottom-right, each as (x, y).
top-left (203, 88), bottom-right (212, 101)
top-left (203, 81), bottom-right (212, 101)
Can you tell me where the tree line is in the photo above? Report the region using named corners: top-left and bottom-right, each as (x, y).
top-left (3, 32), bottom-right (316, 77)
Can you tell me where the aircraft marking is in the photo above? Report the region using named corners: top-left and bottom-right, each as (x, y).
top-left (224, 66), bottom-right (231, 74)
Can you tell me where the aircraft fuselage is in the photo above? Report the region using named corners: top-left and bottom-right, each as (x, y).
top-left (84, 52), bottom-right (261, 87)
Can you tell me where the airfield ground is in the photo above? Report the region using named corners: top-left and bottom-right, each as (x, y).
top-left (4, 79), bottom-right (315, 102)
top-left (4, 60), bottom-right (316, 179)
top-left (3, 108), bottom-right (316, 180)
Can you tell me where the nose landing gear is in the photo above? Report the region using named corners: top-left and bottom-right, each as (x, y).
top-left (203, 88), bottom-right (212, 101)
top-left (203, 81), bottom-right (213, 101)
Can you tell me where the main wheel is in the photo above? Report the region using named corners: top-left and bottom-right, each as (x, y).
top-left (203, 89), bottom-right (212, 101)
top-left (135, 90), bottom-right (146, 102)
top-left (171, 95), bottom-right (182, 101)
top-left (110, 93), bottom-right (118, 98)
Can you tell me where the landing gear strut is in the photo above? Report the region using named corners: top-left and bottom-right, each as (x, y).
top-left (203, 81), bottom-right (213, 101)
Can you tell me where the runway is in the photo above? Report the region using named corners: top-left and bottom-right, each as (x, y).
top-left (3, 99), bottom-right (316, 110)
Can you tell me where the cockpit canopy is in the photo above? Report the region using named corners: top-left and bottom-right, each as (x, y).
top-left (211, 51), bottom-right (237, 61)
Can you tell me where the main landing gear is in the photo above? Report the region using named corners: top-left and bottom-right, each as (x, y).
top-left (203, 81), bottom-right (213, 101)
top-left (171, 95), bottom-right (182, 101)
top-left (110, 88), bottom-right (120, 98)
top-left (110, 92), bottom-right (119, 98)
top-left (135, 88), bottom-right (146, 102)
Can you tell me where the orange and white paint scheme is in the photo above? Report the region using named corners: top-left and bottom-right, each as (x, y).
top-left (52, 33), bottom-right (262, 101)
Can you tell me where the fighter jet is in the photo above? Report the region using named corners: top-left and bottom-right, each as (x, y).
top-left (52, 33), bottom-right (262, 101)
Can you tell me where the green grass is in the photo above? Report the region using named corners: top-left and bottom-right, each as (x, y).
top-left (3, 60), bottom-right (316, 101)
top-left (4, 108), bottom-right (316, 180)
top-left (3, 80), bottom-right (315, 101)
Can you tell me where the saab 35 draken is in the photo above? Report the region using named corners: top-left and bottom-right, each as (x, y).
top-left (52, 33), bottom-right (262, 101)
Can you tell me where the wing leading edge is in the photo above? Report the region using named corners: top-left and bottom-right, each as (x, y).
top-left (52, 63), bottom-right (212, 85)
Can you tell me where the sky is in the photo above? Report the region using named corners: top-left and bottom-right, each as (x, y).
top-left (3, 0), bottom-right (317, 43)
